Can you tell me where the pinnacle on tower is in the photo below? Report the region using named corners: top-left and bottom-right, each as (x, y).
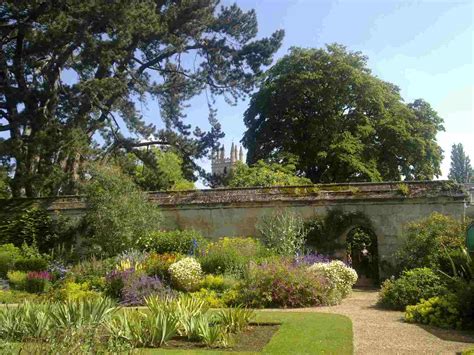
top-left (239, 146), bottom-right (243, 161)
top-left (230, 142), bottom-right (235, 163)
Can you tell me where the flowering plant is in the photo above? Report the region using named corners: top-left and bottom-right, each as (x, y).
top-left (168, 257), bottom-right (202, 291)
top-left (308, 260), bottom-right (358, 305)
top-left (27, 271), bottom-right (52, 281)
top-left (293, 252), bottom-right (331, 266)
top-left (121, 275), bottom-right (174, 306)
top-left (144, 252), bottom-right (181, 282)
top-left (25, 271), bottom-right (52, 293)
top-left (115, 249), bottom-right (148, 271)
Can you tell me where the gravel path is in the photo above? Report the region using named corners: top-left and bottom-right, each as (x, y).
top-left (268, 290), bottom-right (474, 354)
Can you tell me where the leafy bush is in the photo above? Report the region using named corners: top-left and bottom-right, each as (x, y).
top-left (7, 270), bottom-right (27, 290)
top-left (395, 213), bottom-right (465, 275)
top-left (0, 207), bottom-right (74, 253)
top-left (0, 244), bottom-right (21, 278)
top-left (136, 229), bottom-right (207, 255)
top-left (68, 257), bottom-right (114, 287)
top-left (0, 290), bottom-right (38, 304)
top-left (308, 260), bottom-right (358, 305)
top-left (144, 252), bottom-right (182, 282)
top-left (256, 211), bottom-right (307, 256)
top-left (105, 268), bottom-right (137, 300)
top-left (199, 274), bottom-right (238, 292)
top-left (378, 268), bottom-right (448, 310)
top-left (405, 294), bottom-right (462, 329)
top-left (55, 281), bottom-right (102, 301)
top-left (237, 259), bottom-right (327, 308)
top-left (190, 289), bottom-right (226, 308)
top-left (199, 237), bottom-right (267, 275)
top-left (14, 256), bottom-right (49, 272)
top-left (81, 164), bottom-right (162, 256)
top-left (169, 257), bottom-right (202, 292)
top-left (25, 271), bottom-right (52, 293)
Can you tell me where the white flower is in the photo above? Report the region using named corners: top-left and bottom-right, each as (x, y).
top-left (168, 257), bottom-right (202, 291)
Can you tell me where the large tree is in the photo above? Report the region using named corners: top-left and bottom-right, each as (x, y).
top-left (0, 1), bottom-right (283, 197)
top-left (242, 45), bottom-right (444, 183)
top-left (448, 143), bottom-right (473, 183)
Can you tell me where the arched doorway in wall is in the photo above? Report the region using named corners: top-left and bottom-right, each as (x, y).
top-left (346, 226), bottom-right (379, 286)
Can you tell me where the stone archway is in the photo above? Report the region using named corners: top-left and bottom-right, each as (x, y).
top-left (345, 226), bottom-right (379, 286)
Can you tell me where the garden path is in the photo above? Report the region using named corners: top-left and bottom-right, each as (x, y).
top-left (267, 289), bottom-right (474, 354)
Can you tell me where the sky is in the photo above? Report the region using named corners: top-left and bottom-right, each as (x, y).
top-left (149, 0), bottom-right (473, 186)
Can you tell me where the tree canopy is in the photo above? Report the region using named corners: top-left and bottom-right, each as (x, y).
top-left (226, 160), bottom-right (311, 187)
top-left (0, 1), bottom-right (283, 197)
top-left (115, 147), bottom-right (194, 191)
top-left (448, 143), bottom-right (473, 183)
top-left (242, 45), bottom-right (444, 183)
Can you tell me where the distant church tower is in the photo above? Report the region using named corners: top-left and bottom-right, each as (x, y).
top-left (211, 143), bottom-right (244, 176)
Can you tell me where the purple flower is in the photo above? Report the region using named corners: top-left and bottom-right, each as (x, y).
top-left (293, 253), bottom-right (331, 266)
top-left (121, 275), bottom-right (174, 306)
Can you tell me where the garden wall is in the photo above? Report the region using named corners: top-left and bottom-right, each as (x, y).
top-left (0, 181), bottom-right (468, 272)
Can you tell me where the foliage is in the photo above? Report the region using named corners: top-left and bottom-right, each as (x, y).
top-left (190, 289), bottom-right (226, 308)
top-left (81, 164), bottom-right (162, 256)
top-left (199, 274), bottom-right (238, 293)
top-left (0, 207), bottom-right (73, 254)
top-left (169, 257), bottom-right (203, 292)
top-left (0, 1), bottom-right (283, 197)
top-left (136, 229), bottom-right (207, 255)
top-left (0, 290), bottom-right (38, 304)
top-left (405, 294), bottom-right (462, 329)
top-left (0, 168), bottom-right (10, 199)
top-left (394, 212), bottom-right (466, 275)
top-left (309, 261), bottom-right (358, 305)
top-left (226, 160), bottom-right (311, 187)
top-left (237, 259), bottom-right (327, 308)
top-left (121, 275), bottom-right (172, 306)
top-left (55, 282), bottom-right (102, 302)
top-left (14, 256), bottom-right (49, 272)
top-left (144, 252), bottom-right (182, 282)
top-left (305, 209), bottom-right (374, 255)
top-left (378, 268), bottom-right (447, 310)
top-left (25, 271), bottom-right (52, 294)
top-left (117, 148), bottom-right (195, 191)
top-left (294, 252), bottom-right (331, 266)
top-left (243, 45), bottom-right (444, 182)
top-left (256, 211), bottom-right (307, 256)
top-left (216, 307), bottom-right (255, 333)
top-left (448, 143), bottom-right (473, 183)
top-left (0, 244), bottom-right (21, 278)
top-left (199, 237), bottom-right (268, 275)
top-left (67, 257), bottom-right (114, 289)
top-left (6, 271), bottom-right (27, 291)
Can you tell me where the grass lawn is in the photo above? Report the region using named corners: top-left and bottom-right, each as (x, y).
top-left (5, 311), bottom-right (352, 355)
top-left (143, 311), bottom-right (353, 355)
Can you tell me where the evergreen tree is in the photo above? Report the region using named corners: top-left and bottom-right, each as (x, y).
top-left (0, 1), bottom-right (283, 197)
top-left (448, 143), bottom-right (473, 183)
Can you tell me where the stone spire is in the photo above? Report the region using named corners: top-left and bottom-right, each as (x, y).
top-left (239, 146), bottom-right (243, 161)
top-left (220, 146), bottom-right (225, 161)
top-left (230, 142), bottom-right (235, 163)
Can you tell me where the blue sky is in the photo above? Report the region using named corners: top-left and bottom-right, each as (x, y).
top-left (152, 0), bottom-right (472, 184)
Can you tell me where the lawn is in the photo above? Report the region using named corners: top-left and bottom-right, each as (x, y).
top-left (143, 311), bottom-right (353, 355)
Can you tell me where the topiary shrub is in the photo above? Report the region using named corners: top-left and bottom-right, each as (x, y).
top-left (405, 293), bottom-right (462, 329)
top-left (199, 237), bottom-right (268, 276)
top-left (308, 260), bottom-right (358, 305)
top-left (378, 267), bottom-right (447, 310)
top-left (168, 257), bottom-right (202, 292)
top-left (136, 230), bottom-right (207, 255)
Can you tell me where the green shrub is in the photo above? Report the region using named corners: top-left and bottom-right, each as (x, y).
top-left (308, 260), bottom-right (358, 305)
top-left (136, 229), bottom-right (207, 255)
top-left (14, 257), bottom-right (48, 272)
top-left (6, 270), bottom-right (27, 290)
top-left (0, 290), bottom-right (38, 304)
top-left (395, 213), bottom-right (465, 275)
top-left (0, 244), bottom-right (21, 278)
top-left (199, 274), bottom-right (238, 292)
top-left (190, 289), bottom-right (226, 308)
top-left (144, 252), bottom-right (182, 282)
top-left (378, 268), bottom-right (447, 310)
top-left (168, 257), bottom-right (202, 291)
top-left (68, 257), bottom-right (114, 288)
top-left (199, 237), bottom-right (267, 276)
top-left (256, 211), bottom-right (307, 256)
top-left (24, 271), bottom-right (52, 294)
top-left (0, 207), bottom-right (74, 253)
top-left (81, 164), bottom-right (162, 256)
top-left (405, 294), bottom-right (462, 329)
top-left (56, 281), bottom-right (103, 301)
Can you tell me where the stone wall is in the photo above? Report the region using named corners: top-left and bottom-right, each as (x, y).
top-left (0, 181), bottom-right (468, 274)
